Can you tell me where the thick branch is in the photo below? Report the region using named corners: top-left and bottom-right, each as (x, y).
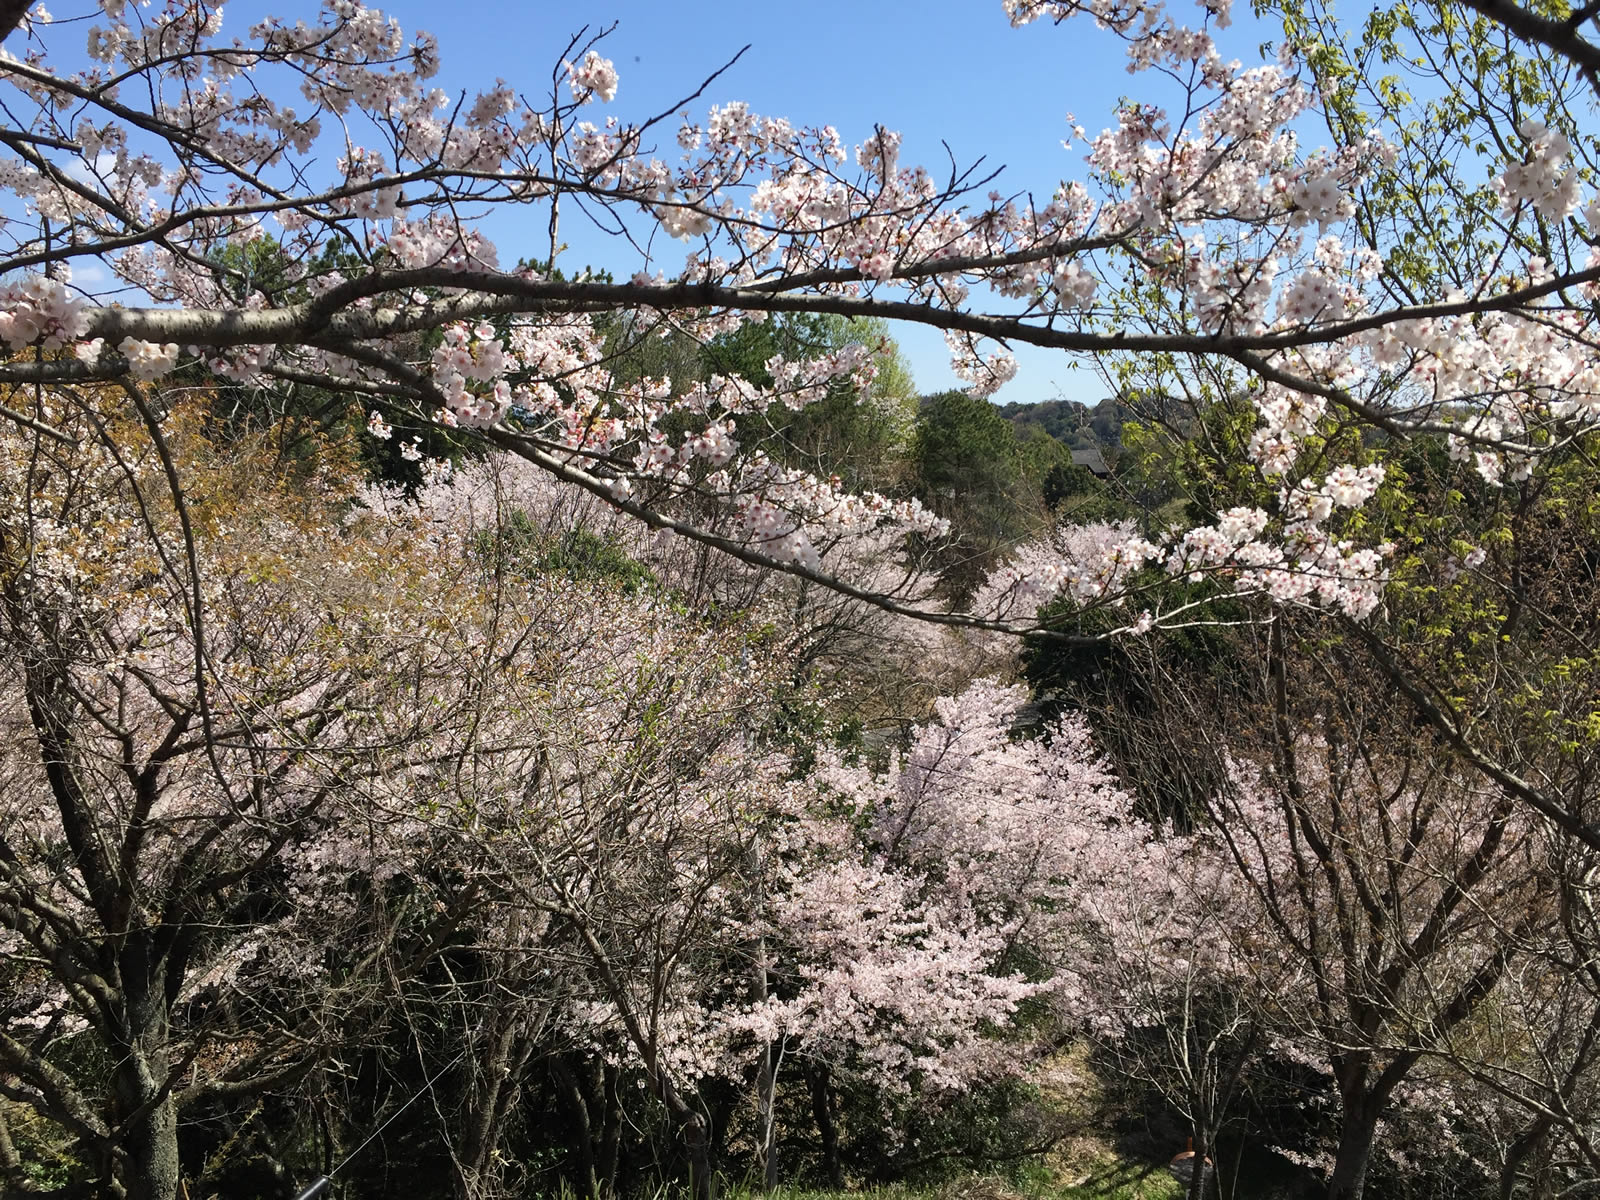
top-left (0, 0), bottom-right (33, 46)
top-left (1456, 0), bottom-right (1600, 79)
top-left (59, 264), bottom-right (1600, 367)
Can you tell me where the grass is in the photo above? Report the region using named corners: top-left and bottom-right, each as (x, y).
top-left (1047, 1157), bottom-right (1184, 1200)
top-left (707, 1152), bottom-right (1183, 1200)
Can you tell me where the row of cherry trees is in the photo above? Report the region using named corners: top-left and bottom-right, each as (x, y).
top-left (1009, 403), bottom-right (1600, 1199)
top-left (0, 396), bottom-right (918, 1197)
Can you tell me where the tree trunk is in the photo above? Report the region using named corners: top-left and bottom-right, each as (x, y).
top-left (810, 1067), bottom-right (842, 1190)
top-left (113, 966), bottom-right (180, 1200)
top-left (682, 1110), bottom-right (716, 1200)
top-left (1325, 1104), bottom-right (1381, 1200)
top-left (555, 1057), bottom-right (602, 1200)
top-left (455, 1018), bottom-right (528, 1200)
top-left (0, 1102), bottom-right (21, 1195)
top-left (750, 916), bottom-right (779, 1194)
top-left (598, 1063), bottom-right (621, 1198)
top-left (1186, 1124), bottom-right (1212, 1200)
top-left (755, 1039), bottom-right (779, 1193)
top-left (650, 1070), bottom-right (716, 1200)
top-left (1498, 1115), bottom-right (1553, 1200)
top-left (0, 1103), bottom-right (19, 1170)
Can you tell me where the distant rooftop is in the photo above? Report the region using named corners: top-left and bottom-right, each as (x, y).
top-left (1071, 446), bottom-right (1110, 477)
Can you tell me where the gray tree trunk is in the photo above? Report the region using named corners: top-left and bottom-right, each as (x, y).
top-left (1325, 1105), bottom-right (1380, 1200)
top-left (113, 956), bottom-right (180, 1200)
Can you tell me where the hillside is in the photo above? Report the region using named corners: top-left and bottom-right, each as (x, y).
top-left (993, 398), bottom-right (1130, 456)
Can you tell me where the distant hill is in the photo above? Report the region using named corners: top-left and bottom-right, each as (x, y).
top-left (994, 397), bottom-right (1132, 456)
top-left (995, 394), bottom-right (1207, 463)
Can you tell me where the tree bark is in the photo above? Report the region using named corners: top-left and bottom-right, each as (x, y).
top-left (112, 954), bottom-right (180, 1200)
top-left (0, 1101), bottom-right (21, 1195)
top-left (1186, 1124), bottom-right (1212, 1200)
top-left (810, 1067), bottom-right (843, 1190)
top-left (755, 1040), bottom-right (779, 1193)
top-left (644, 1067), bottom-right (716, 1200)
top-left (1325, 1104), bottom-right (1381, 1200)
top-left (555, 1057), bottom-right (602, 1200)
top-left (681, 1108), bottom-right (716, 1200)
top-left (455, 1017), bottom-right (527, 1200)
top-left (0, 1), bottom-right (32, 47)
top-left (1498, 1115), bottom-right (1554, 1200)
top-left (598, 1063), bottom-right (621, 1198)
top-left (0, 1103), bottom-right (19, 1170)
top-left (749, 906), bottom-right (779, 1193)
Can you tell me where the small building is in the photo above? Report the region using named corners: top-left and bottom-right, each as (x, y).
top-left (1070, 445), bottom-right (1111, 478)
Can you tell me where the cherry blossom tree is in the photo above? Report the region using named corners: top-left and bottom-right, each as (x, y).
top-left (0, 392), bottom-right (1033, 1200)
top-left (0, 384), bottom-right (520, 1200)
top-left (1031, 598), bottom-right (1567, 1200)
top-left (789, 680), bottom-right (1174, 1148)
top-left (315, 460), bottom-right (1074, 1200)
top-left (486, 672), bottom-right (1074, 1200)
top-left (477, 669), bottom-right (1181, 1198)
